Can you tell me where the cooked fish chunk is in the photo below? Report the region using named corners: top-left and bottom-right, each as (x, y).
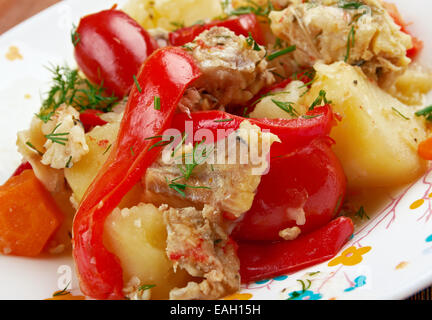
top-left (40, 104), bottom-right (89, 169)
top-left (269, 0), bottom-right (412, 82)
top-left (143, 121), bottom-right (280, 218)
top-left (184, 27), bottom-right (275, 110)
top-left (162, 204), bottom-right (240, 300)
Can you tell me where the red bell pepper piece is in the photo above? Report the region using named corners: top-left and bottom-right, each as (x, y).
top-left (79, 109), bottom-right (108, 132)
top-left (11, 162), bottom-right (32, 177)
top-left (238, 216), bottom-right (354, 283)
top-left (72, 47), bottom-right (201, 300)
top-left (171, 105), bottom-right (335, 157)
top-left (169, 14), bottom-right (265, 46)
top-left (232, 137), bottom-right (346, 241)
top-left (74, 9), bottom-right (158, 98)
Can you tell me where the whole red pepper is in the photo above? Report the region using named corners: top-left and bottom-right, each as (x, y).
top-left (72, 47), bottom-right (201, 300)
top-left (74, 9), bottom-right (158, 98)
top-left (171, 105), bottom-right (335, 158)
top-left (169, 14), bottom-right (265, 46)
top-left (238, 216), bottom-right (354, 283)
top-left (232, 137), bottom-right (346, 240)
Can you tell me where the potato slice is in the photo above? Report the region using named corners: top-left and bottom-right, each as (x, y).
top-left (123, 0), bottom-right (223, 31)
top-left (302, 62), bottom-right (428, 189)
top-left (103, 203), bottom-right (191, 299)
top-left (64, 122), bottom-right (119, 203)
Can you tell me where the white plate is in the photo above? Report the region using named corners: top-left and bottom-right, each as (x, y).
top-left (0, 0), bottom-right (431, 300)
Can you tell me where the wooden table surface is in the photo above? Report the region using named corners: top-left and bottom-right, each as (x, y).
top-left (1, 0), bottom-right (431, 301)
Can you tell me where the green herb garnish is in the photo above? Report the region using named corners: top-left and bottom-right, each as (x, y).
top-left (309, 90), bottom-right (331, 111)
top-left (71, 24), bottom-right (80, 47)
top-left (415, 105), bottom-right (432, 121)
top-left (139, 284), bottom-right (156, 291)
top-left (267, 45), bottom-right (296, 61)
top-left (271, 99), bottom-right (299, 117)
top-left (338, 0), bottom-right (364, 10)
top-left (246, 32), bottom-right (261, 51)
top-left (133, 75), bottom-right (142, 93)
top-left (355, 206), bottom-right (370, 220)
top-left (392, 107), bottom-right (409, 120)
top-left (37, 65), bottom-right (117, 123)
top-left (154, 96), bottom-right (161, 110)
top-left (45, 123), bottom-right (69, 146)
top-left (344, 25), bottom-right (356, 62)
top-left (213, 118), bottom-right (234, 122)
top-left (26, 141), bottom-right (43, 156)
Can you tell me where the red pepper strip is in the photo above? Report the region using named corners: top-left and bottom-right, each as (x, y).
top-left (237, 216), bottom-right (354, 283)
top-left (169, 14), bottom-right (265, 46)
top-left (79, 109), bottom-right (108, 132)
top-left (11, 162), bottom-right (32, 177)
top-left (171, 105), bottom-right (335, 157)
top-left (72, 47), bottom-right (201, 300)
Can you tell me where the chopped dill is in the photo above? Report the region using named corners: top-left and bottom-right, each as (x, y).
top-left (246, 32), bottom-right (261, 51)
top-left (267, 45), bottom-right (296, 61)
top-left (154, 95), bottom-right (161, 110)
top-left (71, 24), bottom-right (80, 47)
top-left (133, 75), bottom-right (142, 93)
top-left (26, 141), bottom-right (43, 156)
top-left (139, 284), bottom-right (156, 291)
top-left (355, 206), bottom-right (370, 220)
top-left (309, 90), bottom-right (331, 111)
top-left (415, 105), bottom-right (432, 121)
top-left (103, 144), bottom-right (112, 155)
top-left (271, 99), bottom-right (299, 117)
top-left (45, 123), bottom-right (69, 146)
top-left (37, 65), bottom-right (118, 123)
top-left (344, 25), bottom-right (356, 62)
top-left (392, 107), bottom-right (410, 120)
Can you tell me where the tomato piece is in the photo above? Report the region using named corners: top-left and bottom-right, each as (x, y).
top-left (74, 9), bottom-right (158, 98)
top-left (232, 138), bottom-right (346, 241)
top-left (79, 109), bottom-right (108, 132)
top-left (169, 14), bottom-right (265, 46)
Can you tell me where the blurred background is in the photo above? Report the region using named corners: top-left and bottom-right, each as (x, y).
top-left (0, 0), bottom-right (430, 301)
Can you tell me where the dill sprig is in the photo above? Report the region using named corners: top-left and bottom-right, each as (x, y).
top-left (267, 45), bottom-right (296, 61)
top-left (223, 0), bottom-right (274, 21)
top-left (138, 284), bottom-right (156, 292)
top-left (271, 99), bottom-right (299, 117)
top-left (26, 141), bottom-right (44, 156)
top-left (167, 178), bottom-right (211, 198)
top-left (71, 24), bottom-right (80, 47)
top-left (344, 25), bottom-right (356, 62)
top-left (246, 32), bottom-right (261, 51)
top-left (415, 105), bottom-right (432, 121)
top-left (338, 0), bottom-right (364, 10)
top-left (45, 123), bottom-right (69, 146)
top-left (355, 206), bottom-right (370, 220)
top-left (37, 65), bottom-right (118, 123)
top-left (309, 90), bottom-right (331, 111)
top-left (392, 107), bottom-right (409, 120)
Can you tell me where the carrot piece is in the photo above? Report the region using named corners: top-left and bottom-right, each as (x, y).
top-left (418, 137), bottom-right (432, 160)
top-left (0, 170), bottom-right (63, 257)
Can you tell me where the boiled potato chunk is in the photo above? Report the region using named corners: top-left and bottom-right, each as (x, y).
top-left (104, 203), bottom-right (190, 299)
top-left (302, 62), bottom-right (428, 189)
top-left (250, 80), bottom-right (308, 119)
top-left (123, 0), bottom-right (223, 31)
top-left (64, 122), bottom-right (119, 203)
